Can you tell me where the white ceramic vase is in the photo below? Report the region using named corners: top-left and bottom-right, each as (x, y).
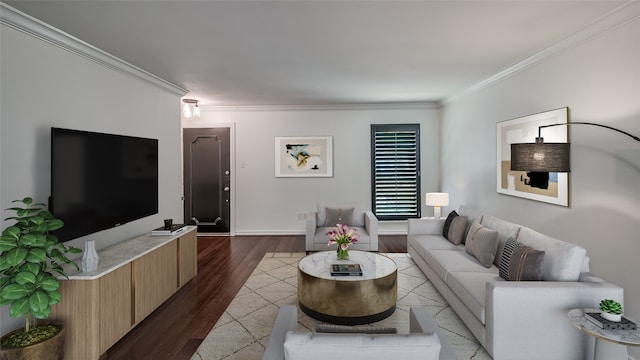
top-left (601, 311), bottom-right (622, 322)
top-left (82, 240), bottom-right (99, 272)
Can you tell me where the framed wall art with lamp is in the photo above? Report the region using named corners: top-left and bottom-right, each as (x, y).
top-left (496, 108), bottom-right (570, 206)
top-left (497, 107), bottom-right (640, 206)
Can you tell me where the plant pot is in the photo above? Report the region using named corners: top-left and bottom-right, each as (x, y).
top-left (0, 322), bottom-right (65, 360)
top-left (601, 311), bottom-right (622, 322)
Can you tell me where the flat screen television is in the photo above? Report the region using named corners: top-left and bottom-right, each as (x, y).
top-left (50, 127), bottom-right (158, 242)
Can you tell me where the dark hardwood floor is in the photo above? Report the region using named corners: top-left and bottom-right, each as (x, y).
top-left (105, 234), bottom-right (406, 360)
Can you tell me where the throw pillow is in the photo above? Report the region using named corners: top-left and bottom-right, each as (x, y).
top-left (325, 207), bottom-right (354, 226)
top-left (315, 324), bottom-right (397, 334)
top-left (516, 226), bottom-right (586, 281)
top-left (447, 215), bottom-right (468, 245)
top-left (499, 237), bottom-right (545, 281)
top-left (317, 202), bottom-right (366, 227)
top-left (443, 210), bottom-right (459, 238)
top-left (465, 220), bottom-right (499, 268)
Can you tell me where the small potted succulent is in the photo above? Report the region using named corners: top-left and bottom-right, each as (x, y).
top-left (599, 299), bottom-right (623, 322)
top-left (0, 197), bottom-right (81, 359)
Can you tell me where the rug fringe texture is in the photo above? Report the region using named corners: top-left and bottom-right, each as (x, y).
top-left (191, 252), bottom-right (491, 360)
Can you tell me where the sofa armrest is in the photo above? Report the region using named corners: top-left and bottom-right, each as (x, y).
top-left (305, 212), bottom-right (318, 250)
top-left (409, 307), bottom-right (458, 360)
top-left (364, 211), bottom-right (378, 251)
top-left (262, 305), bottom-right (298, 360)
top-left (407, 218), bottom-right (446, 235)
top-left (486, 279), bottom-right (623, 360)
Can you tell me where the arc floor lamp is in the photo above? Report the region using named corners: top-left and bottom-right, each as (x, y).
top-left (510, 122), bottom-right (640, 172)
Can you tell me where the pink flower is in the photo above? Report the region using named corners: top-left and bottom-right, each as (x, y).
top-left (326, 223), bottom-right (359, 249)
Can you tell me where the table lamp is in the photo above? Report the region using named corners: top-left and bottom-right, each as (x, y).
top-left (425, 192), bottom-right (449, 219)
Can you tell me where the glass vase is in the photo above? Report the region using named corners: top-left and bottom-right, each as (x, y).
top-left (336, 247), bottom-right (349, 260)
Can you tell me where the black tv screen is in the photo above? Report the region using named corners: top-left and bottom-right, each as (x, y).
top-left (50, 127), bottom-right (158, 242)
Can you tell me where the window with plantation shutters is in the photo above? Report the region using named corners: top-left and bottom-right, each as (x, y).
top-left (370, 124), bottom-right (421, 220)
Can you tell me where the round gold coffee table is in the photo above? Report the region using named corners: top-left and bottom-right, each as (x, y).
top-left (297, 251), bottom-right (397, 325)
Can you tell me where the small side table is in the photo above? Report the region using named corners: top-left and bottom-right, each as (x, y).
top-left (568, 308), bottom-right (640, 360)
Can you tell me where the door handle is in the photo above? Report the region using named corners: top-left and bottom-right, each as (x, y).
top-left (224, 187), bottom-right (230, 191)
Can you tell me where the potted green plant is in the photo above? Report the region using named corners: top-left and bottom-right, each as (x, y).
top-left (0, 197), bottom-right (81, 359)
top-left (599, 298), bottom-right (623, 322)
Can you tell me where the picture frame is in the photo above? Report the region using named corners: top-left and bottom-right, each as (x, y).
top-left (496, 108), bottom-right (569, 206)
top-left (275, 136), bottom-right (333, 177)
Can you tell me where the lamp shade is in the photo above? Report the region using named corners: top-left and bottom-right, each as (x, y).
top-left (425, 192), bottom-right (449, 206)
top-left (510, 142), bottom-right (570, 172)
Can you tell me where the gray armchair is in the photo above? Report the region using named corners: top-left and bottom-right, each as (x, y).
top-left (305, 202), bottom-right (378, 252)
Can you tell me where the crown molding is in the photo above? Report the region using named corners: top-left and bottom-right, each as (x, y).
top-left (442, 0), bottom-right (640, 106)
top-left (201, 102), bottom-right (438, 112)
top-left (0, 2), bottom-right (188, 97)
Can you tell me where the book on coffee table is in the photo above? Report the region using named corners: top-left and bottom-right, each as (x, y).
top-left (331, 263), bottom-right (363, 276)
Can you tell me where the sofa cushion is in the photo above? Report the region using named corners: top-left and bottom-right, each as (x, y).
top-left (408, 234), bottom-right (463, 252)
top-left (284, 331), bottom-right (441, 360)
top-left (447, 271), bottom-right (499, 325)
top-left (325, 207), bottom-right (354, 226)
top-left (499, 238), bottom-right (545, 281)
top-left (465, 221), bottom-right (499, 268)
top-left (517, 227), bottom-right (586, 281)
top-left (421, 248), bottom-right (496, 282)
top-left (481, 214), bottom-right (521, 267)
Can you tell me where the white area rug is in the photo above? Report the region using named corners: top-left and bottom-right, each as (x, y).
top-left (191, 253), bottom-right (491, 360)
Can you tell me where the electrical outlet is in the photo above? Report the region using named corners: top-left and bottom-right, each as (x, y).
top-left (297, 212), bottom-right (304, 220)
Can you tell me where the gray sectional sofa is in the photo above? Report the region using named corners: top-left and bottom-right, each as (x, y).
top-left (408, 206), bottom-right (624, 360)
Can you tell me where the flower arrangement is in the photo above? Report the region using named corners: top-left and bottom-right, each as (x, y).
top-left (326, 223), bottom-right (358, 260)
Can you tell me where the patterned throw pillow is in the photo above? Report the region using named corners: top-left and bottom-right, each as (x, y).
top-left (465, 220), bottom-right (499, 268)
top-left (499, 237), bottom-right (545, 281)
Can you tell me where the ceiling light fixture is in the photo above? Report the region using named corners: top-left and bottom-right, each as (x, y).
top-left (510, 122), bottom-right (639, 172)
top-left (182, 99), bottom-right (200, 118)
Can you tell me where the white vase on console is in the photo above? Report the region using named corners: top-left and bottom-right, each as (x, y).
top-left (82, 240), bottom-right (99, 272)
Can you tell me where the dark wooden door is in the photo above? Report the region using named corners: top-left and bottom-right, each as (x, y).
top-left (183, 128), bottom-right (231, 233)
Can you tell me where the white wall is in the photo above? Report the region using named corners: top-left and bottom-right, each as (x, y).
top-left (0, 24), bottom-right (183, 335)
top-left (441, 14), bottom-right (640, 359)
top-left (183, 104), bottom-right (441, 235)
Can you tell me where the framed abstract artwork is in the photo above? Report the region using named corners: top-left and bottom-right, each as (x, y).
top-left (274, 136), bottom-right (333, 177)
top-left (496, 108), bottom-right (569, 206)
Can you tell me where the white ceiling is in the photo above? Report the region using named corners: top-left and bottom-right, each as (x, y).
top-left (4, 1), bottom-right (629, 106)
